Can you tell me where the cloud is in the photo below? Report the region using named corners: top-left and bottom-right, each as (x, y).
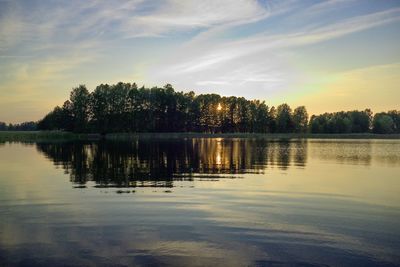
top-left (121, 0), bottom-right (268, 37)
top-left (145, 5), bottom-right (400, 99)
top-left (293, 7), bottom-right (400, 45)
top-left (0, 0), bottom-right (271, 87)
top-left (165, 6), bottom-right (400, 73)
top-left (302, 0), bottom-right (357, 17)
top-left (0, 0), bottom-right (269, 51)
top-left (1, 0), bottom-right (400, 122)
top-left (0, 0), bottom-right (274, 122)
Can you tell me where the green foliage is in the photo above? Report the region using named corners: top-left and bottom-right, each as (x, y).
top-left (293, 106), bottom-right (308, 133)
top-left (276, 103), bottom-right (294, 133)
top-left (39, 83), bottom-right (281, 134)
top-left (373, 113), bottom-right (395, 134)
top-left (0, 121), bottom-right (37, 131)
top-left (387, 110), bottom-right (400, 133)
top-left (309, 109), bottom-right (372, 134)
top-left (69, 85), bottom-right (90, 132)
top-left (36, 82), bottom-right (399, 135)
top-left (0, 131), bottom-right (81, 142)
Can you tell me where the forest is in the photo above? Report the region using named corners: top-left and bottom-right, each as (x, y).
top-left (0, 121), bottom-right (37, 131)
top-left (3, 82), bottom-right (398, 134)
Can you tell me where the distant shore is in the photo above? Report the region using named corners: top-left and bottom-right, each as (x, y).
top-left (0, 131), bottom-right (86, 142)
top-left (1, 131), bottom-right (400, 142)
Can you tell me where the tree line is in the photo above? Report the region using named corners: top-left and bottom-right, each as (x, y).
top-left (7, 82), bottom-right (399, 134)
top-left (36, 83), bottom-right (309, 134)
top-left (0, 121), bottom-right (37, 131)
top-left (310, 110), bottom-right (400, 134)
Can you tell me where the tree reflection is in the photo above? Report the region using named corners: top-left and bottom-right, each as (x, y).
top-left (36, 138), bottom-right (308, 188)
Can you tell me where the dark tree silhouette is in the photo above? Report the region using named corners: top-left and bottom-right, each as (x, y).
top-left (0, 121), bottom-right (37, 131)
top-left (276, 103), bottom-right (294, 133)
top-left (34, 82), bottom-right (398, 134)
top-left (69, 85), bottom-right (90, 133)
top-left (293, 106), bottom-right (308, 133)
top-left (309, 109), bottom-right (375, 134)
top-left (373, 113), bottom-right (394, 134)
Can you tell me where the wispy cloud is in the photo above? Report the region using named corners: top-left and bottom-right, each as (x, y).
top-left (0, 0), bottom-right (272, 81)
top-left (0, 0), bottom-right (399, 122)
top-left (145, 5), bottom-right (400, 99)
top-left (122, 0), bottom-right (268, 37)
top-left (294, 7), bottom-right (400, 45)
top-left (0, 0), bottom-right (269, 52)
top-left (161, 6), bottom-right (400, 75)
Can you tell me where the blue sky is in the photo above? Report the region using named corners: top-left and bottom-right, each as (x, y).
top-left (0, 0), bottom-right (399, 123)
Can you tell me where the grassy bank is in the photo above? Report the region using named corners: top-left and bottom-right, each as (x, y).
top-left (0, 131), bottom-right (86, 142)
top-left (1, 131), bottom-right (400, 143)
top-left (106, 132), bottom-right (400, 140)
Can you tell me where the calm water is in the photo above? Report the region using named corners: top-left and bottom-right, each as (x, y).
top-left (0, 138), bottom-right (399, 267)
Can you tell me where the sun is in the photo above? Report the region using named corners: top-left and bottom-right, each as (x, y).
top-left (217, 103), bottom-right (222, 111)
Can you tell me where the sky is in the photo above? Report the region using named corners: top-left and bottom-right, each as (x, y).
top-left (0, 0), bottom-right (399, 123)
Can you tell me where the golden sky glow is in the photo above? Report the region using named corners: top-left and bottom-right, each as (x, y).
top-left (289, 63), bottom-right (400, 114)
top-left (0, 0), bottom-right (399, 123)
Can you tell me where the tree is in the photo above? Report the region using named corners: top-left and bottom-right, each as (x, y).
top-left (348, 110), bottom-right (371, 133)
top-left (268, 106), bottom-right (277, 133)
top-left (38, 106), bottom-right (65, 130)
top-left (90, 84), bottom-right (111, 133)
top-left (0, 121), bottom-right (37, 131)
top-left (336, 116), bottom-right (352, 133)
top-left (387, 110), bottom-right (400, 133)
top-left (253, 101), bottom-right (270, 133)
top-left (276, 104), bottom-right (294, 133)
top-left (37, 81), bottom-right (399, 135)
top-left (69, 85), bottom-right (90, 133)
top-left (309, 115), bottom-right (320, 133)
top-left (187, 91), bottom-right (200, 132)
top-left (308, 109), bottom-right (374, 134)
top-left (373, 113), bottom-right (394, 134)
top-left (293, 106), bottom-right (308, 133)
top-left (0, 122), bottom-right (7, 131)
top-left (197, 94), bottom-right (221, 133)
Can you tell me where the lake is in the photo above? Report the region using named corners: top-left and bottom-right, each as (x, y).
top-left (0, 138), bottom-right (399, 267)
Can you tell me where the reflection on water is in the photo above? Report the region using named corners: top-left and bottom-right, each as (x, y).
top-left (35, 139), bottom-right (308, 187)
top-left (309, 139), bottom-right (400, 166)
top-left (0, 138), bottom-right (400, 267)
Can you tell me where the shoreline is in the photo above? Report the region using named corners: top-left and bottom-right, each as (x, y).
top-left (1, 131), bottom-right (400, 142)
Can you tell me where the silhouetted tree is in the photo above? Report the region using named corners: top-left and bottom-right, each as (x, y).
top-left (276, 103), bottom-right (294, 133)
top-left (0, 121), bottom-right (37, 131)
top-left (36, 81), bottom-right (399, 135)
top-left (293, 106), bottom-right (308, 133)
top-left (373, 113), bottom-right (394, 134)
top-left (309, 109), bottom-right (377, 134)
top-left (69, 85), bottom-right (90, 132)
top-left (387, 110), bottom-right (400, 133)
top-left (268, 106), bottom-right (277, 133)
top-left (0, 122), bottom-right (6, 131)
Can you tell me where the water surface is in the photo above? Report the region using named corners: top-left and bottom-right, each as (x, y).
top-left (0, 138), bottom-right (399, 266)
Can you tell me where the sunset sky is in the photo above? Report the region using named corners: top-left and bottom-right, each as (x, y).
top-left (0, 0), bottom-right (399, 123)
